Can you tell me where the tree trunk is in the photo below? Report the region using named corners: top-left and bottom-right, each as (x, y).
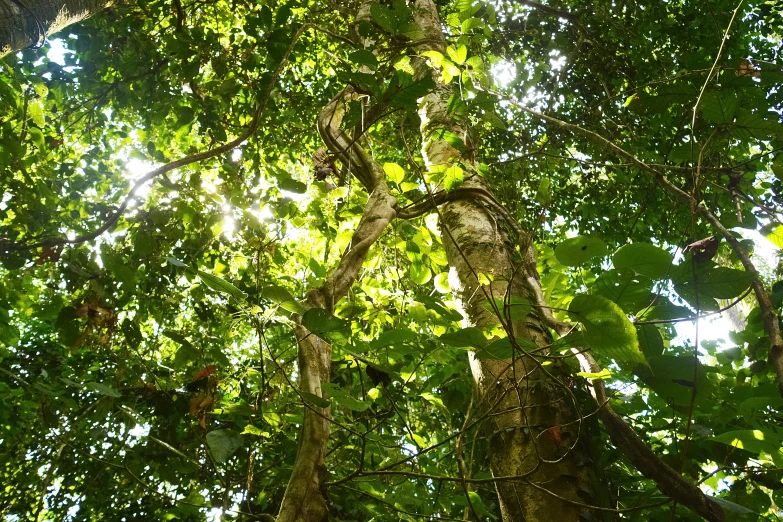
top-left (0, 0), bottom-right (116, 58)
top-left (413, 1), bottom-right (597, 519)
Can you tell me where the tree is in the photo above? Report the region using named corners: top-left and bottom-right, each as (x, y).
top-left (0, 0), bottom-right (117, 58)
top-left (1, 0), bottom-right (783, 520)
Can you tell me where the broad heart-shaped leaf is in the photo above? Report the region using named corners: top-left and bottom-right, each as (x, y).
top-left (439, 327), bottom-right (487, 349)
top-left (613, 243), bottom-right (673, 280)
top-left (636, 324), bottom-right (663, 357)
top-left (761, 223), bottom-right (783, 248)
top-left (567, 295), bottom-right (644, 365)
top-left (671, 263), bottom-right (753, 300)
top-left (740, 396), bottom-right (783, 423)
top-left (710, 429), bottom-right (783, 465)
top-left (302, 308), bottom-right (350, 343)
top-left (383, 162), bottom-right (405, 184)
top-left (348, 49), bottom-right (378, 69)
top-left (700, 90), bottom-right (738, 124)
top-left (555, 236), bottom-right (608, 267)
top-left (205, 429), bottom-right (244, 463)
top-left (635, 301), bottom-right (692, 321)
top-left (641, 355), bottom-right (717, 407)
top-left (261, 285), bottom-right (305, 314)
top-left (593, 270), bottom-right (655, 313)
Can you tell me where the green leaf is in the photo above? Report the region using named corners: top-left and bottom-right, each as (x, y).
top-left (576, 368), bottom-right (612, 379)
top-left (555, 236), bottom-right (608, 267)
top-left (696, 267), bottom-right (753, 299)
top-left (28, 127), bottom-right (45, 149)
top-left (370, 3), bottom-right (395, 32)
top-left (29, 101), bottom-right (45, 127)
top-left (474, 337), bottom-right (514, 360)
top-left (593, 270), bottom-right (655, 313)
top-left (482, 297), bottom-right (532, 321)
top-left (410, 262), bottom-right (431, 285)
top-left (262, 285), bottom-right (305, 314)
top-left (241, 424), bottom-right (270, 437)
top-left (84, 382), bottom-right (121, 398)
top-left (165, 256), bottom-right (189, 267)
top-left (333, 394), bottom-right (370, 412)
top-left (439, 327), bottom-right (487, 349)
top-left (636, 324), bottom-right (663, 357)
top-left (613, 243), bottom-right (673, 279)
top-left (710, 497), bottom-right (757, 521)
top-left (446, 44), bottom-right (467, 65)
top-left (195, 270), bottom-right (246, 301)
top-left (300, 391), bottom-right (331, 408)
top-left (643, 355), bottom-right (716, 406)
top-left (635, 301), bottom-right (692, 321)
top-left (568, 295), bottom-right (644, 365)
top-left (535, 177), bottom-right (551, 205)
top-left (370, 328), bottom-right (418, 349)
top-left (349, 49), bottom-right (378, 69)
top-left (443, 164), bottom-right (463, 190)
top-left (383, 162), bottom-right (405, 184)
top-left (740, 396), bottom-right (783, 422)
top-left (205, 429), bottom-right (244, 463)
top-left (700, 90), bottom-right (737, 124)
top-left (672, 264), bottom-right (753, 300)
top-left (711, 429), bottom-right (782, 458)
top-left (761, 224), bottom-right (783, 248)
top-left (302, 308), bottom-right (349, 342)
top-left (279, 178), bottom-right (307, 194)
top-left (386, 75), bottom-right (435, 110)
top-left (434, 272), bottom-right (450, 293)
top-left (173, 344), bottom-right (199, 369)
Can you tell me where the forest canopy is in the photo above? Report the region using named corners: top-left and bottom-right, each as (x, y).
top-left (2, 0), bottom-right (783, 520)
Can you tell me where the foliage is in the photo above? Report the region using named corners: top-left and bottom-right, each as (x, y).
top-left (1, 0), bottom-right (783, 520)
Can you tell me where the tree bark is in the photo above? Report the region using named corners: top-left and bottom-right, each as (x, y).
top-left (412, 1), bottom-right (596, 520)
top-left (276, 80), bottom-right (398, 522)
top-left (0, 0), bottom-right (116, 58)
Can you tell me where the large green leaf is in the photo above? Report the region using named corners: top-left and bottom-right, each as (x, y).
top-left (206, 429), bottom-right (244, 463)
top-left (593, 270), bottom-right (655, 313)
top-left (613, 243), bottom-right (673, 279)
top-left (567, 295), bottom-right (644, 365)
top-left (439, 327), bottom-right (487, 349)
top-left (261, 285), bottom-right (305, 314)
top-left (302, 308), bottom-right (350, 343)
top-left (370, 328), bottom-right (418, 349)
top-left (643, 355), bottom-right (717, 407)
top-left (555, 236), bottom-right (608, 267)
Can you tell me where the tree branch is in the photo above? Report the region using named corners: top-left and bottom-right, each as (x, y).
top-left (491, 88), bottom-right (783, 400)
top-left (1, 24), bottom-right (310, 253)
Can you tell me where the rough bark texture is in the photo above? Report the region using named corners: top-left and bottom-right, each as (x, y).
top-left (413, 1), bottom-right (595, 520)
top-left (0, 0), bottom-right (116, 57)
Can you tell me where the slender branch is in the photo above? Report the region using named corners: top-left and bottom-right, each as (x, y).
top-left (490, 87), bottom-right (783, 400)
top-left (1, 24), bottom-right (311, 253)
